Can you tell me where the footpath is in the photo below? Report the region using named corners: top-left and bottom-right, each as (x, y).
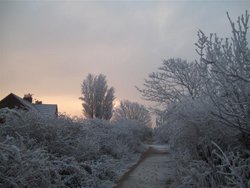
top-left (114, 145), bottom-right (174, 188)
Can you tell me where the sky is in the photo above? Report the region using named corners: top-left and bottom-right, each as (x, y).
top-left (0, 0), bottom-right (249, 117)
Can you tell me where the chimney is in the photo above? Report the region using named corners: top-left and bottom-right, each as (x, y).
top-left (23, 93), bottom-right (33, 103)
top-left (35, 100), bottom-right (42, 104)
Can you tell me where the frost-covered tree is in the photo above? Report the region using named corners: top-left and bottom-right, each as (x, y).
top-left (113, 100), bottom-right (152, 127)
top-left (80, 74), bottom-right (95, 118)
top-left (80, 74), bottom-right (115, 120)
top-left (103, 87), bottom-right (115, 120)
top-left (196, 11), bottom-right (250, 142)
top-left (94, 74), bottom-right (108, 119)
top-left (137, 58), bottom-right (203, 107)
top-left (138, 11), bottom-right (250, 188)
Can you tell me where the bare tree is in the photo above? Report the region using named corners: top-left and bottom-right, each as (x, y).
top-left (137, 58), bottom-right (203, 107)
top-left (196, 11), bottom-right (250, 139)
top-left (138, 11), bottom-right (250, 141)
top-left (80, 74), bottom-right (115, 120)
top-left (113, 100), bottom-right (152, 127)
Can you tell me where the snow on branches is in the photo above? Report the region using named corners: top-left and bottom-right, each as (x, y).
top-left (0, 109), bottom-right (149, 187)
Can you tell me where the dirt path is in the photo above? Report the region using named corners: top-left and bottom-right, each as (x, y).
top-left (114, 145), bottom-right (174, 188)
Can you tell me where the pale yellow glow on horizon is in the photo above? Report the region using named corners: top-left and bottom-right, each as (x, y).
top-left (113, 99), bottom-right (120, 108)
top-left (0, 92), bottom-right (125, 117)
top-left (44, 96), bottom-right (121, 117)
top-left (0, 93), bottom-right (81, 117)
top-left (39, 95), bottom-right (83, 117)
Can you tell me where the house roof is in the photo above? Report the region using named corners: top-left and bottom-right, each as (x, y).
top-left (0, 93), bottom-right (58, 117)
top-left (34, 104), bottom-right (58, 117)
top-left (12, 93), bottom-right (39, 112)
top-left (0, 93), bottom-right (39, 112)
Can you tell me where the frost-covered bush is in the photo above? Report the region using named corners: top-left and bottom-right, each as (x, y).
top-left (155, 98), bottom-right (214, 154)
top-left (174, 142), bottom-right (250, 188)
top-left (0, 108), bottom-right (149, 187)
top-left (154, 97), bottom-right (249, 188)
top-left (112, 119), bottom-right (151, 151)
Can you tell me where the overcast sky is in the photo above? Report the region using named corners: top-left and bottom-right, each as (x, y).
top-left (0, 0), bottom-right (249, 117)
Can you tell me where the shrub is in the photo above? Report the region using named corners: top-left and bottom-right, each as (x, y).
top-left (0, 109), bottom-right (149, 187)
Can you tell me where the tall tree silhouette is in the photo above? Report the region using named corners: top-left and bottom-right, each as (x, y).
top-left (80, 74), bottom-right (115, 120)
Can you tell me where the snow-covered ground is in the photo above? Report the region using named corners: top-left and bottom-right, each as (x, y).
top-left (117, 145), bottom-right (174, 188)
